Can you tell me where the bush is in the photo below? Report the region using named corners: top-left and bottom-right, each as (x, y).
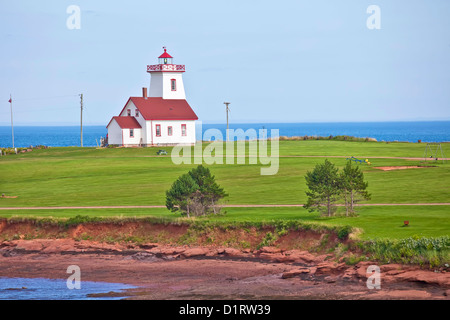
top-left (362, 236), bottom-right (450, 267)
top-left (337, 225), bottom-right (353, 240)
top-left (63, 215), bottom-right (101, 227)
top-left (257, 232), bottom-right (277, 249)
top-left (277, 135), bottom-right (377, 142)
top-left (166, 165), bottom-right (227, 217)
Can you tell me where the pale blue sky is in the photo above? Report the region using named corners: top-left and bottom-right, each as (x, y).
top-left (1, 0), bottom-right (449, 125)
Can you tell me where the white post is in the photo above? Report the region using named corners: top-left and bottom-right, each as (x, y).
top-left (80, 93), bottom-right (83, 147)
top-left (224, 102), bottom-right (230, 142)
top-left (9, 94), bottom-right (14, 149)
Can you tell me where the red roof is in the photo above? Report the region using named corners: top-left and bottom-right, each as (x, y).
top-left (128, 97), bottom-right (198, 121)
top-left (158, 48), bottom-right (173, 59)
top-left (107, 116), bottom-right (142, 129)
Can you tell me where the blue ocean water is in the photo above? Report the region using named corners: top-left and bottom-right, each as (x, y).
top-left (0, 121), bottom-right (449, 148)
top-left (0, 277), bottom-right (135, 300)
top-left (199, 122), bottom-right (450, 143)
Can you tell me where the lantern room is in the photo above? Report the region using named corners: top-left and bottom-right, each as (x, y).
top-left (158, 47), bottom-right (173, 64)
top-left (147, 47), bottom-right (185, 73)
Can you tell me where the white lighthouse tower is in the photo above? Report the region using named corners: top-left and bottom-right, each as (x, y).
top-left (147, 47), bottom-right (186, 100)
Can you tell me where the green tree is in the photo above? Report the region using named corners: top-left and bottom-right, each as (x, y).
top-left (340, 160), bottom-right (371, 216)
top-left (188, 165), bottom-right (228, 214)
top-left (165, 173), bottom-right (199, 218)
top-left (304, 159), bottom-right (341, 217)
top-left (166, 165), bottom-right (228, 217)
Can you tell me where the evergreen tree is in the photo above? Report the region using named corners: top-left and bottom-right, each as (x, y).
top-left (304, 159), bottom-right (341, 217)
top-left (188, 165), bottom-right (228, 214)
top-left (166, 165), bottom-right (228, 217)
top-left (340, 160), bottom-right (371, 215)
top-left (165, 173), bottom-right (199, 218)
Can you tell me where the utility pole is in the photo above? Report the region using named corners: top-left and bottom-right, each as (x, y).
top-left (80, 93), bottom-right (83, 147)
top-left (224, 102), bottom-right (230, 141)
top-left (9, 94), bottom-right (14, 149)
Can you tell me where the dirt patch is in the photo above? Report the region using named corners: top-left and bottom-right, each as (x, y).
top-left (0, 220), bottom-right (6, 233)
top-left (0, 221), bottom-right (66, 239)
top-left (197, 226), bottom-right (269, 249)
top-left (67, 222), bottom-right (190, 244)
top-left (276, 230), bottom-right (333, 251)
top-left (374, 166), bottom-right (434, 171)
top-left (0, 220), bottom-right (191, 244)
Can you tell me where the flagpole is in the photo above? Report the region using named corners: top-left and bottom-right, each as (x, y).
top-left (9, 94), bottom-right (15, 149)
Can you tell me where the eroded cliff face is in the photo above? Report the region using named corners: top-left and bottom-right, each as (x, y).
top-left (0, 220), bottom-right (449, 300)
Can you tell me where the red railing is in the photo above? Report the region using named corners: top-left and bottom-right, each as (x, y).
top-left (147, 64), bottom-right (185, 72)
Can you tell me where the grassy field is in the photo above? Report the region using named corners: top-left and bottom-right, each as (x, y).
top-left (0, 140), bottom-right (449, 240)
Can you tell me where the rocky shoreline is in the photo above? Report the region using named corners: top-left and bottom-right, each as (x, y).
top-left (1, 239), bottom-right (449, 300)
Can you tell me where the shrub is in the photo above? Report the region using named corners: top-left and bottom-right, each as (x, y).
top-left (362, 236), bottom-right (450, 267)
top-left (166, 165), bottom-right (228, 217)
top-left (337, 225), bottom-right (353, 240)
top-left (257, 232), bottom-right (277, 249)
top-left (63, 215), bottom-right (101, 227)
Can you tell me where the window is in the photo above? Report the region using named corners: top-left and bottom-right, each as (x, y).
top-left (135, 109), bottom-right (139, 117)
top-left (181, 124), bottom-right (187, 136)
top-left (171, 79), bottom-right (176, 91)
top-left (156, 124), bottom-right (161, 137)
top-left (127, 109), bottom-right (131, 116)
top-left (168, 126), bottom-right (173, 136)
top-left (130, 129), bottom-right (134, 138)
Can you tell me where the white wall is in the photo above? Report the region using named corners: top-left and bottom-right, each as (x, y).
top-left (148, 120), bottom-right (196, 145)
top-left (107, 118), bottom-right (143, 147)
top-left (107, 120), bottom-right (122, 145)
top-left (122, 128), bottom-right (142, 146)
top-left (120, 100), bottom-right (147, 144)
top-left (149, 72), bottom-right (186, 100)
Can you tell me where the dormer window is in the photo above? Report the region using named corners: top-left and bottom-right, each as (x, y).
top-left (171, 79), bottom-right (177, 91)
top-left (135, 109), bottom-right (139, 117)
top-left (127, 109), bottom-right (131, 116)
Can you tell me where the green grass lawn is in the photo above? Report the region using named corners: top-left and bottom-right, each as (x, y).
top-left (278, 140), bottom-right (450, 158)
top-left (1, 141), bottom-right (449, 240)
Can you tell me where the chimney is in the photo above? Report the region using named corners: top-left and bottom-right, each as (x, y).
top-left (142, 87), bottom-right (148, 99)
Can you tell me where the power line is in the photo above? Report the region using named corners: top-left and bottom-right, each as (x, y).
top-left (2, 94), bottom-right (83, 113)
top-left (11, 94), bottom-right (80, 102)
top-left (0, 105), bottom-right (80, 113)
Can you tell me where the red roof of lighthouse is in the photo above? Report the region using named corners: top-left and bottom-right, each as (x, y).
top-left (129, 97), bottom-right (198, 120)
top-left (107, 116), bottom-right (142, 129)
top-left (158, 48), bottom-right (173, 59)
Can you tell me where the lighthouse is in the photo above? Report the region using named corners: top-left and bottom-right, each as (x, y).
top-left (147, 47), bottom-right (187, 100)
top-left (106, 48), bottom-right (198, 147)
